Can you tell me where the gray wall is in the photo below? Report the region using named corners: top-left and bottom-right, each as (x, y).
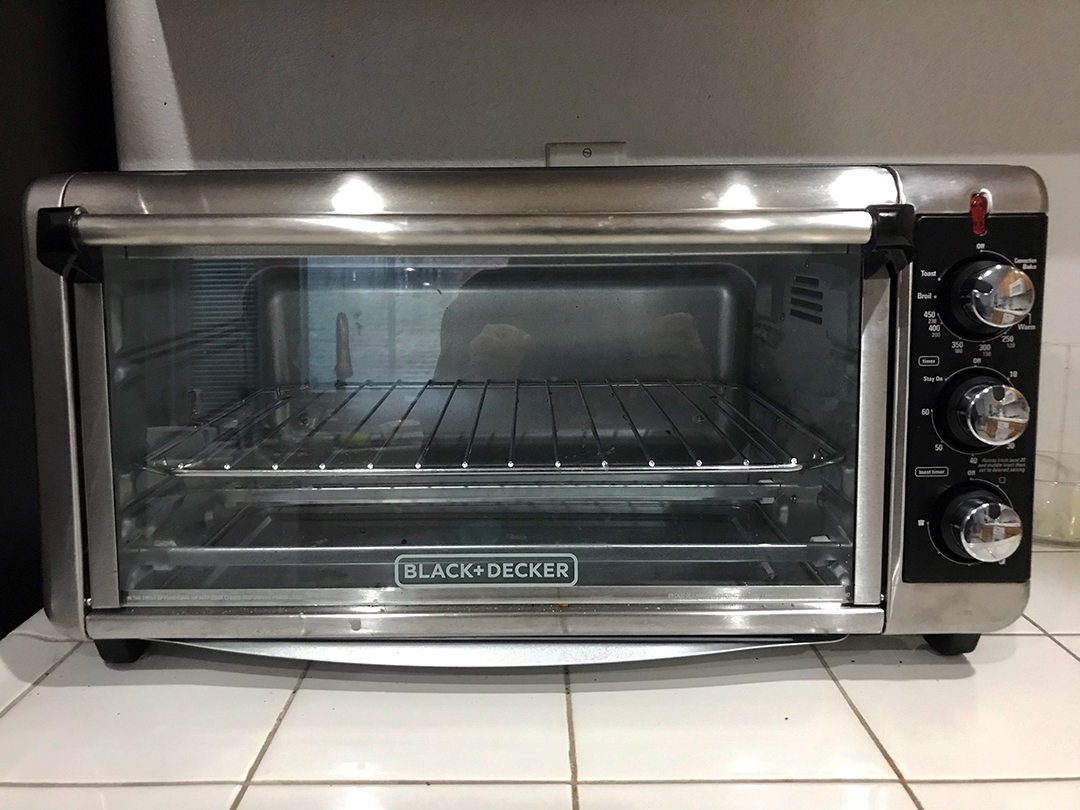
top-left (112, 0), bottom-right (1079, 167)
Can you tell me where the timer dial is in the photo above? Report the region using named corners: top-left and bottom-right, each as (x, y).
top-left (960, 382), bottom-right (1030, 446)
top-left (941, 259), bottom-right (1035, 337)
top-left (937, 373), bottom-right (1030, 450)
top-left (935, 487), bottom-right (1024, 563)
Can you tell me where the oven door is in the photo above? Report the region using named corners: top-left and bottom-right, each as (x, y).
top-left (39, 169), bottom-right (896, 639)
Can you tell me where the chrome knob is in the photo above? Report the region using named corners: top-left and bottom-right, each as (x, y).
top-left (942, 260), bottom-right (1036, 337)
top-left (966, 262), bottom-right (1035, 328)
top-left (959, 382), bottom-right (1031, 446)
top-left (943, 492), bottom-right (1024, 562)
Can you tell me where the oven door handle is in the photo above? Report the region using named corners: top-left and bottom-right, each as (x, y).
top-left (64, 210), bottom-right (874, 249)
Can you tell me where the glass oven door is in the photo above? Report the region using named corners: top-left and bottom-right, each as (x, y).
top-left (96, 247), bottom-right (874, 613)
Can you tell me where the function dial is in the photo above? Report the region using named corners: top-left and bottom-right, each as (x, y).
top-left (937, 372), bottom-right (1030, 450)
top-left (941, 259), bottom-right (1035, 337)
top-left (934, 487), bottom-right (1024, 563)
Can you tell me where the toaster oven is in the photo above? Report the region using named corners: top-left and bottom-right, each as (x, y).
top-left (25, 165), bottom-right (1046, 665)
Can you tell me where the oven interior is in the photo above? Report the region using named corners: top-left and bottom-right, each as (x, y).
top-left (101, 251), bottom-right (863, 605)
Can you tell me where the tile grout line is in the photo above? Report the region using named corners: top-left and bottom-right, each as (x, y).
top-left (563, 666), bottom-right (580, 810)
top-left (228, 661), bottom-right (310, 810)
top-left (5, 632), bottom-right (79, 644)
top-left (0, 779), bottom-right (571, 788)
top-left (1024, 615), bottom-right (1080, 664)
top-left (4, 777), bottom-right (1080, 788)
top-left (811, 646), bottom-right (925, 810)
top-left (0, 642), bottom-right (81, 724)
top-left (577, 776), bottom-right (1080, 785)
top-left (575, 778), bottom-right (907, 786)
top-left (0, 781), bottom-right (247, 788)
top-left (906, 776), bottom-right (1080, 785)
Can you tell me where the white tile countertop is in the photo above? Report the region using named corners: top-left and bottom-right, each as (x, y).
top-left (0, 547), bottom-right (1077, 810)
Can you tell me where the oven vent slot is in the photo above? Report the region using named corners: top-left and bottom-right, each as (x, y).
top-left (188, 260), bottom-right (258, 416)
top-left (789, 276), bottom-right (824, 325)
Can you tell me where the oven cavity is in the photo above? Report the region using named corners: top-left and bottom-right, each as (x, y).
top-left (102, 253), bottom-right (861, 604)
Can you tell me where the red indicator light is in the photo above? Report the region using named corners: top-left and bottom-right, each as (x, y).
top-left (970, 192), bottom-right (988, 235)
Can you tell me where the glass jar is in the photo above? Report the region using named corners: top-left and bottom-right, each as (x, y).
top-left (1034, 452), bottom-right (1080, 547)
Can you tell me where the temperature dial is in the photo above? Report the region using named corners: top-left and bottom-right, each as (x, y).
top-left (941, 259), bottom-right (1035, 337)
top-left (937, 373), bottom-right (1030, 449)
top-left (935, 487), bottom-right (1024, 563)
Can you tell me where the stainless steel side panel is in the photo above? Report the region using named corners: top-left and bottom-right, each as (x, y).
top-left (892, 164), bottom-right (1048, 214)
top-left (86, 606), bottom-right (885, 639)
top-left (72, 284), bottom-right (121, 609)
top-left (883, 263), bottom-right (1029, 634)
top-left (24, 175), bottom-right (88, 640)
top-left (852, 269), bottom-right (890, 605)
top-left (885, 581), bottom-right (1029, 635)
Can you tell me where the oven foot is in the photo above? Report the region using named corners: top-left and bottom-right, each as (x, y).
top-left (923, 633), bottom-right (980, 656)
top-left (94, 639), bottom-right (150, 665)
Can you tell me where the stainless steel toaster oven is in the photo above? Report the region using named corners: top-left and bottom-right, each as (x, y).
top-left (24, 165), bottom-right (1047, 665)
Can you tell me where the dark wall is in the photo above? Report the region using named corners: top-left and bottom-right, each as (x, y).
top-left (0, 1), bottom-right (116, 636)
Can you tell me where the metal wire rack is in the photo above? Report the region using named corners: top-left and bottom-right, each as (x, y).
top-left (145, 379), bottom-right (840, 481)
top-left (119, 500), bottom-right (850, 597)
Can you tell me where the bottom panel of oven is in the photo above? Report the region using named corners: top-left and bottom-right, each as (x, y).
top-left (85, 605), bottom-right (885, 640)
top-left (118, 502), bottom-right (852, 606)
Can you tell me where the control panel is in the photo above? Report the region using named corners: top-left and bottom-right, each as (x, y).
top-left (902, 213), bottom-right (1047, 582)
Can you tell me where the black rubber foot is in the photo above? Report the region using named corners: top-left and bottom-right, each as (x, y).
top-left (923, 633), bottom-right (981, 656)
top-left (94, 639), bottom-right (150, 665)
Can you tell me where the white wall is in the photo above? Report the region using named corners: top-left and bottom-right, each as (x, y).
top-left (106, 0), bottom-right (1080, 459)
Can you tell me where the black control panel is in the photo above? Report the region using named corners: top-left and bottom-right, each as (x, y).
top-left (902, 214), bottom-right (1047, 583)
